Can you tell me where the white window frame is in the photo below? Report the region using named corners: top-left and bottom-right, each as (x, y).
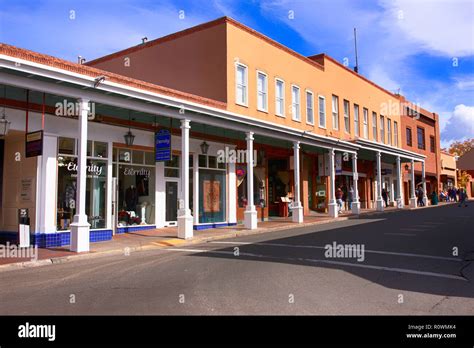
top-left (256, 70), bottom-right (268, 112)
top-left (343, 99), bottom-right (350, 133)
top-left (394, 121), bottom-right (398, 147)
top-left (275, 78), bottom-right (285, 117)
top-left (387, 118), bottom-right (392, 146)
top-left (235, 62), bottom-right (248, 107)
top-left (318, 95), bottom-right (326, 129)
top-left (363, 107), bottom-right (368, 139)
top-left (380, 115), bottom-right (385, 144)
top-left (306, 90), bottom-right (314, 125)
top-left (332, 95), bottom-right (339, 130)
top-left (354, 104), bottom-right (360, 137)
top-left (372, 112), bottom-right (377, 142)
top-left (291, 84), bottom-right (301, 121)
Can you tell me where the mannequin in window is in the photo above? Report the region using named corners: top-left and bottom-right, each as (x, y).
top-left (63, 181), bottom-right (76, 211)
top-left (125, 185), bottom-right (138, 211)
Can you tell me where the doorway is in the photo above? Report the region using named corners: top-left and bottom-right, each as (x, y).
top-left (165, 180), bottom-right (179, 226)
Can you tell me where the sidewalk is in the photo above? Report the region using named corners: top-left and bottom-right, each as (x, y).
top-left (0, 201), bottom-right (460, 271)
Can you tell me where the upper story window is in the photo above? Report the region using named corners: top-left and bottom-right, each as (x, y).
top-left (380, 115), bottom-right (385, 144)
top-left (417, 127), bottom-right (425, 150)
top-left (394, 121), bottom-right (398, 147)
top-left (387, 118), bottom-right (392, 145)
top-left (406, 127), bottom-right (412, 146)
top-left (257, 71), bottom-right (268, 112)
top-left (318, 96), bottom-right (326, 128)
top-left (291, 85), bottom-right (301, 121)
top-left (372, 112), bottom-right (377, 141)
top-left (235, 63), bottom-right (248, 106)
top-left (275, 79), bottom-right (285, 117)
top-left (430, 135), bottom-right (435, 153)
top-left (363, 107), bottom-right (368, 139)
top-left (354, 104), bottom-right (360, 137)
top-left (332, 95), bottom-right (339, 130)
top-left (306, 90), bottom-right (314, 125)
top-left (343, 100), bottom-right (350, 133)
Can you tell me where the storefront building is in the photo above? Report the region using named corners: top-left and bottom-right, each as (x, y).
top-left (440, 151), bottom-right (458, 190)
top-left (0, 17), bottom-right (433, 251)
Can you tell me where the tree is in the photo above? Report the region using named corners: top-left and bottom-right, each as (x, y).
top-left (447, 138), bottom-right (474, 157)
top-left (457, 170), bottom-right (471, 189)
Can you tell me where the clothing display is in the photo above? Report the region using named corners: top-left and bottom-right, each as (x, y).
top-left (63, 182), bottom-right (76, 209)
top-left (125, 185), bottom-right (139, 211)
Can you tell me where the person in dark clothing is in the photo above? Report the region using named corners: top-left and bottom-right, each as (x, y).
top-left (382, 188), bottom-right (388, 207)
top-left (417, 187), bottom-right (425, 207)
top-left (125, 185), bottom-right (139, 211)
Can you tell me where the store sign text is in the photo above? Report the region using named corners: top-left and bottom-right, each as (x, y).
top-left (66, 162), bottom-right (103, 176)
top-left (123, 167), bottom-right (150, 177)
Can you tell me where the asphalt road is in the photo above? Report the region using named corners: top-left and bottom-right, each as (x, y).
top-left (1, 203), bottom-right (473, 315)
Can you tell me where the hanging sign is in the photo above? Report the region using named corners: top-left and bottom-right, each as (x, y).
top-left (335, 153), bottom-right (342, 174)
top-left (155, 129), bottom-right (171, 162)
top-left (25, 130), bottom-right (43, 158)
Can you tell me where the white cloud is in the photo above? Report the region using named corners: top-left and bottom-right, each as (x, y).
top-left (441, 104), bottom-right (474, 142)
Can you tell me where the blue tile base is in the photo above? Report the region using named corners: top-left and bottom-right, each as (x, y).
top-left (116, 225), bottom-right (157, 234)
top-left (0, 230), bottom-right (113, 248)
top-left (194, 222), bottom-right (237, 230)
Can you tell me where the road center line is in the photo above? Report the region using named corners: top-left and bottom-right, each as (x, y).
top-left (207, 241), bottom-right (462, 262)
top-left (167, 248), bottom-right (466, 281)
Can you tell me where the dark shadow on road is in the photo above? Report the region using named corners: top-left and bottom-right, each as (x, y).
top-left (189, 203), bottom-right (474, 298)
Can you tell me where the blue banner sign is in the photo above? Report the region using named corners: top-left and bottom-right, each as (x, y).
top-left (155, 129), bottom-right (171, 162)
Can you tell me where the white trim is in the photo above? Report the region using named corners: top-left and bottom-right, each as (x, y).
top-left (331, 95), bottom-right (339, 130)
top-left (305, 89), bottom-right (314, 125)
top-left (318, 95), bottom-right (326, 129)
top-left (291, 84), bottom-right (301, 121)
top-left (275, 77), bottom-right (285, 117)
top-left (0, 58), bottom-right (360, 153)
top-left (235, 62), bottom-right (248, 107)
top-left (353, 103), bottom-right (360, 137)
top-left (343, 99), bottom-right (350, 134)
top-left (256, 70), bottom-right (268, 113)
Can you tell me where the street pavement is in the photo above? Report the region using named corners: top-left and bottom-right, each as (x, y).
top-left (0, 203), bottom-right (473, 315)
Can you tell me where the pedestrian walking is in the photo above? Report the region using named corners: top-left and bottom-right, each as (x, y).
top-left (431, 190), bottom-right (438, 205)
top-left (335, 187), bottom-right (344, 213)
top-left (417, 187), bottom-right (425, 207)
top-left (382, 188), bottom-right (388, 207)
top-left (458, 188), bottom-right (468, 207)
top-left (348, 186), bottom-right (354, 210)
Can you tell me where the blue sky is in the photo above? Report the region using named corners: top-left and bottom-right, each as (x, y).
top-left (1, 0), bottom-right (473, 147)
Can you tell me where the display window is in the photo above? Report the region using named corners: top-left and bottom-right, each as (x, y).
top-left (198, 155), bottom-right (226, 223)
top-left (113, 147), bottom-right (155, 226)
top-left (57, 137), bottom-right (108, 230)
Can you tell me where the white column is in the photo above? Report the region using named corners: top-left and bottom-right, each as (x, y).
top-left (292, 141), bottom-right (303, 223)
top-left (178, 119), bottom-right (193, 239)
top-left (396, 156), bottom-right (403, 208)
top-left (244, 131), bottom-right (257, 229)
top-left (228, 161), bottom-right (237, 224)
top-left (70, 99), bottom-right (91, 252)
top-left (328, 149), bottom-right (338, 217)
top-left (193, 152), bottom-right (200, 225)
top-left (351, 153), bottom-right (360, 215)
top-left (409, 159), bottom-right (417, 208)
top-left (422, 160), bottom-right (428, 206)
top-left (106, 140), bottom-right (113, 230)
top-left (155, 161), bottom-right (165, 228)
top-left (376, 151), bottom-right (384, 211)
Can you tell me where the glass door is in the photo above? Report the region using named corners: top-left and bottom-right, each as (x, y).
top-left (165, 180), bottom-right (179, 226)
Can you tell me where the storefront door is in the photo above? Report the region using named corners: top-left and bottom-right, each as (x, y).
top-left (165, 180), bottom-right (179, 226)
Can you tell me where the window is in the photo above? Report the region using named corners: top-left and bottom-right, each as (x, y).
top-left (354, 104), bottom-right (360, 137)
top-left (275, 79), bottom-right (285, 117)
top-left (430, 136), bottom-right (435, 153)
top-left (332, 95), bottom-right (339, 130)
top-left (291, 85), bottom-right (301, 121)
top-left (394, 121), bottom-right (398, 147)
top-left (380, 115), bottom-right (385, 143)
top-left (417, 127), bottom-right (425, 150)
top-left (372, 112), bottom-right (377, 141)
top-left (318, 96), bottom-right (326, 128)
top-left (235, 63), bottom-right (247, 106)
top-left (387, 118), bottom-right (392, 145)
top-left (306, 90), bottom-right (314, 125)
top-left (406, 127), bottom-right (412, 146)
top-left (257, 71), bottom-right (268, 111)
top-left (363, 108), bottom-right (368, 139)
top-left (343, 100), bottom-right (350, 133)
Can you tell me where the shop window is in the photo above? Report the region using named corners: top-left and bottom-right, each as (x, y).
top-left (199, 154), bottom-right (207, 168)
top-left (94, 141), bottom-right (108, 158)
top-left (58, 137), bottom-right (75, 155)
top-left (144, 151), bottom-right (154, 165)
top-left (208, 156), bottom-right (217, 168)
top-left (133, 150), bottom-right (144, 164)
top-left (199, 169), bottom-right (227, 223)
top-left (119, 149), bottom-right (131, 162)
top-left (165, 154), bottom-right (180, 178)
top-left (87, 140), bottom-right (92, 157)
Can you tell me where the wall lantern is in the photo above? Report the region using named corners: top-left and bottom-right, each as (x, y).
top-left (124, 110), bottom-right (135, 146)
top-left (404, 164), bottom-right (410, 171)
top-left (200, 141), bottom-right (209, 155)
